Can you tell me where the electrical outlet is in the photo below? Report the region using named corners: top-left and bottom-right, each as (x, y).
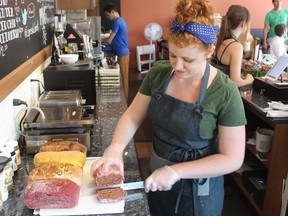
top-left (13, 99), bottom-right (26, 106)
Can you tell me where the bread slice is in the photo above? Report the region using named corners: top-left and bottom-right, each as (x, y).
top-left (96, 188), bottom-right (127, 203)
top-left (93, 164), bottom-right (124, 187)
top-left (34, 151), bottom-right (86, 168)
top-left (40, 140), bottom-right (87, 155)
top-left (23, 179), bottom-right (80, 209)
top-left (28, 163), bottom-right (83, 186)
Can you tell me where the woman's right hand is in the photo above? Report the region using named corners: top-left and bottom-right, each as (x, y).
top-left (90, 145), bottom-right (124, 177)
top-left (145, 166), bottom-right (180, 192)
top-left (245, 73), bottom-right (254, 84)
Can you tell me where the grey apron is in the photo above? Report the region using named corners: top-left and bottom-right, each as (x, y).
top-left (147, 63), bottom-right (224, 216)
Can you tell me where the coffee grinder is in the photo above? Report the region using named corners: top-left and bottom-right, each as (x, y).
top-left (51, 14), bottom-right (67, 65)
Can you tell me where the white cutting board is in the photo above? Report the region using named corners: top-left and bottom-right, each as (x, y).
top-left (35, 157), bottom-right (125, 215)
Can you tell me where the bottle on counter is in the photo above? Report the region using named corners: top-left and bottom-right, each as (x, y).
top-left (0, 162), bottom-right (8, 202)
top-left (0, 153), bottom-right (13, 191)
top-left (5, 141), bottom-right (21, 169)
top-left (0, 147), bottom-right (17, 173)
top-left (0, 167), bottom-right (2, 212)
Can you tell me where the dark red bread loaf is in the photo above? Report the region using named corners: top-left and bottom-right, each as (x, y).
top-left (93, 164), bottom-right (124, 187)
top-left (23, 179), bottom-right (80, 209)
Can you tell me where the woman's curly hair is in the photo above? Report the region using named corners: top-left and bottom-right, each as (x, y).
top-left (165, 0), bottom-right (215, 51)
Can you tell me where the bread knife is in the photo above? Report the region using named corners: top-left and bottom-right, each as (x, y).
top-left (81, 181), bottom-right (144, 196)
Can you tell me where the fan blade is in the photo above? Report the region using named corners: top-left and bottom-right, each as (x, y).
top-left (145, 28), bottom-right (151, 37)
top-left (151, 24), bottom-right (160, 31)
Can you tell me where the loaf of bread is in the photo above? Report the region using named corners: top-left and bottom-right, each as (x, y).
top-left (40, 140), bottom-right (87, 155)
top-left (93, 164), bottom-right (124, 187)
top-left (23, 179), bottom-right (80, 209)
top-left (28, 163), bottom-right (83, 186)
top-left (34, 151), bottom-right (86, 168)
top-left (96, 188), bottom-right (127, 203)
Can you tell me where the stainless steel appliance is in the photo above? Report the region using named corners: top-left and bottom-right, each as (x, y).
top-left (23, 90), bottom-right (96, 154)
top-left (43, 64), bottom-right (96, 106)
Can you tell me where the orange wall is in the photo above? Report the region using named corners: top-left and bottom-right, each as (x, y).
top-left (210, 0), bottom-right (288, 27)
top-left (121, 0), bottom-right (288, 68)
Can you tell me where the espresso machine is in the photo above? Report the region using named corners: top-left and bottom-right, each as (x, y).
top-left (51, 15), bottom-right (102, 63)
top-left (64, 17), bottom-right (102, 59)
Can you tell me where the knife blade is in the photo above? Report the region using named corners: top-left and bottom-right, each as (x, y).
top-left (96, 181), bottom-right (145, 190)
top-left (81, 181), bottom-right (145, 196)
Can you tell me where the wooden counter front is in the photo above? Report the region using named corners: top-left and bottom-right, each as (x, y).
top-left (240, 90), bottom-right (288, 216)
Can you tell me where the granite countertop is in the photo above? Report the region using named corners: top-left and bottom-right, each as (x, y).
top-left (2, 85), bottom-right (150, 215)
top-left (240, 88), bottom-right (288, 124)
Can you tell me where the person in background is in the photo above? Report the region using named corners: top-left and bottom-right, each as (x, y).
top-left (269, 23), bottom-right (288, 59)
top-left (102, 2), bottom-right (130, 99)
top-left (90, 0), bottom-right (247, 215)
top-left (263, 0), bottom-right (288, 51)
top-left (213, 5), bottom-right (254, 88)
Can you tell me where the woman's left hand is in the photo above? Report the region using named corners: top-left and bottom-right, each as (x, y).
top-left (144, 165), bottom-right (180, 192)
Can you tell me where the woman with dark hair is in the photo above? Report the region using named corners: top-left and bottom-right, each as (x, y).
top-left (213, 5), bottom-right (254, 87)
top-left (91, 0), bottom-right (246, 215)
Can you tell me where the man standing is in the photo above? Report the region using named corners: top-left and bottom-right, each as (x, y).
top-left (102, 2), bottom-right (130, 99)
top-left (263, 0), bottom-right (288, 51)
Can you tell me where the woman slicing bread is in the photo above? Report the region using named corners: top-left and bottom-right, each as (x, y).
top-left (90, 0), bottom-right (246, 215)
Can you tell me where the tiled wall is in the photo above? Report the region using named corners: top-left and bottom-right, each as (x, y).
top-left (0, 58), bottom-right (51, 148)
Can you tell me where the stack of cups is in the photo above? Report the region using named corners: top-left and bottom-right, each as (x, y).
top-left (256, 128), bottom-right (274, 159)
top-left (244, 41), bottom-right (251, 52)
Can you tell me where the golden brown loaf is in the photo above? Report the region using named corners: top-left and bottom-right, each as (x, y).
top-left (40, 141), bottom-right (87, 155)
top-left (28, 163), bottom-right (83, 186)
top-left (34, 151), bottom-right (86, 168)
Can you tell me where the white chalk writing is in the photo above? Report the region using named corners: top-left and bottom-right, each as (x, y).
top-left (0, 44), bottom-right (8, 56)
top-left (0, 0), bottom-right (53, 58)
top-left (0, 18), bottom-right (16, 32)
top-left (24, 20), bottom-right (39, 39)
top-left (27, 3), bottom-right (35, 18)
top-left (0, 0), bottom-right (8, 7)
top-left (0, 7), bottom-right (14, 19)
top-left (0, 28), bottom-right (19, 44)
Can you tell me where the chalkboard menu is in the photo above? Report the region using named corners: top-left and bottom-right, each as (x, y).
top-left (0, 0), bottom-right (54, 80)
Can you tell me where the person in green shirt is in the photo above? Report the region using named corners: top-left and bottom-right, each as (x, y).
top-left (263, 0), bottom-right (288, 51)
top-left (90, 0), bottom-right (247, 215)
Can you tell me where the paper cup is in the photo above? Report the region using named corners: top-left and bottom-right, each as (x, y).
top-left (244, 41), bottom-right (251, 52)
top-left (256, 129), bottom-right (274, 153)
